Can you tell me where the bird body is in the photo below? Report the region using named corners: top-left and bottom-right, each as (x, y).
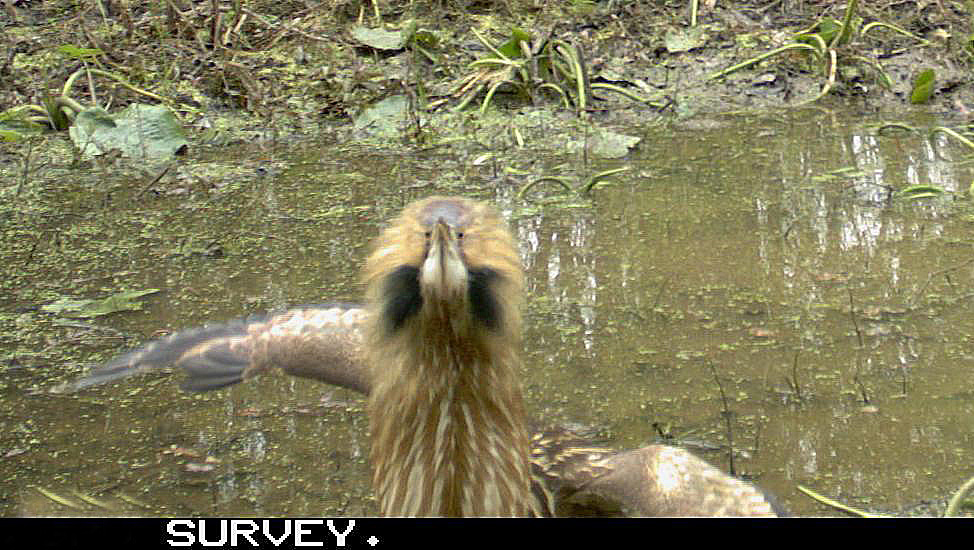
top-left (69, 196), bottom-right (779, 517)
top-left (363, 197), bottom-right (535, 516)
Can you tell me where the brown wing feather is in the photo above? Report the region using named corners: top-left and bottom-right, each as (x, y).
top-left (579, 445), bottom-right (779, 516)
top-left (67, 305), bottom-right (369, 395)
top-left (531, 430), bottom-right (779, 517)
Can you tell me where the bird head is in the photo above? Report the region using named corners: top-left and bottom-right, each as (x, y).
top-left (364, 196), bottom-right (523, 347)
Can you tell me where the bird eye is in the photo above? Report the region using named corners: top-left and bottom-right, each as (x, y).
top-left (424, 231), bottom-right (432, 238)
top-left (456, 232), bottom-right (464, 239)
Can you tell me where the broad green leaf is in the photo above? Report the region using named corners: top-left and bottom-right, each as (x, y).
top-left (69, 104), bottom-right (187, 159)
top-left (353, 95), bottom-right (408, 138)
top-left (497, 27), bottom-right (532, 59)
top-left (664, 26), bottom-right (708, 53)
top-left (910, 69), bottom-right (935, 104)
top-left (56, 45), bottom-right (104, 60)
top-left (350, 25), bottom-right (408, 50)
top-left (591, 130), bottom-right (640, 159)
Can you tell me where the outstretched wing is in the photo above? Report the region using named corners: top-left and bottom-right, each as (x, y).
top-left (67, 304), bottom-right (779, 516)
top-left (68, 304), bottom-right (370, 395)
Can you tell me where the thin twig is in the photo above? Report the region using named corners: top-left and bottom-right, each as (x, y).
top-left (135, 162), bottom-right (175, 199)
top-left (708, 362), bottom-right (735, 476)
top-left (789, 350), bottom-right (803, 401)
top-left (847, 286), bottom-right (863, 349)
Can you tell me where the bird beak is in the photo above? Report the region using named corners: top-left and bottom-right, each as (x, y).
top-left (422, 219), bottom-right (467, 302)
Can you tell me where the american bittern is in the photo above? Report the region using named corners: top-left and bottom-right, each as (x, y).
top-left (363, 197), bottom-right (534, 516)
top-left (70, 196), bottom-right (779, 517)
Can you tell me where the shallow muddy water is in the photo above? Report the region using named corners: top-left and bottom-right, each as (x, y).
top-left (3, 110), bottom-right (973, 517)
